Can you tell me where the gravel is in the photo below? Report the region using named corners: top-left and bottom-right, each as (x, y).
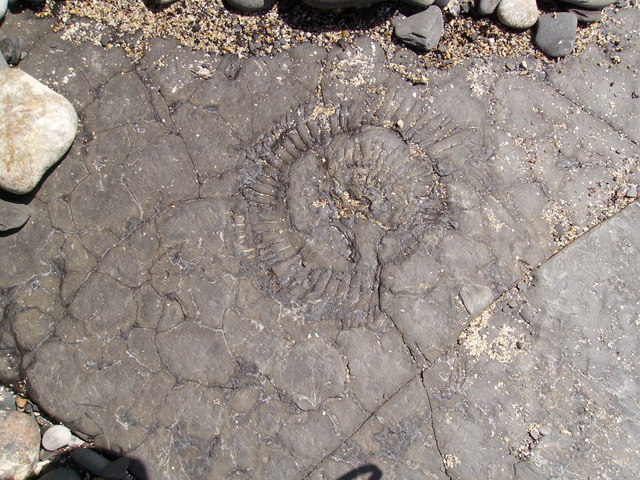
top-left (38, 0), bottom-right (617, 72)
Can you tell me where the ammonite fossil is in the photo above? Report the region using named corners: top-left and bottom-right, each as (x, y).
top-left (234, 91), bottom-right (460, 328)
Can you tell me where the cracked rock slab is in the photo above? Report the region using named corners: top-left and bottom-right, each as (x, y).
top-left (0, 7), bottom-right (638, 480)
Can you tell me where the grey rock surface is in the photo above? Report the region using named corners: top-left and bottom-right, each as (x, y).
top-left (421, 200), bottom-right (640, 478)
top-left (393, 7), bottom-right (444, 51)
top-left (0, 69), bottom-right (78, 194)
top-left (0, 197), bottom-right (30, 231)
top-left (0, 7), bottom-right (638, 480)
top-left (497, 0), bottom-right (539, 28)
top-left (535, 12), bottom-right (577, 57)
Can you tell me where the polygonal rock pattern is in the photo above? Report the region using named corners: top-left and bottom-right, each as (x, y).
top-left (0, 68), bottom-right (77, 194)
top-left (0, 8), bottom-right (639, 480)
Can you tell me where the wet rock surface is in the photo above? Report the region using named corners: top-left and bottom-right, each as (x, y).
top-left (0, 7), bottom-right (638, 480)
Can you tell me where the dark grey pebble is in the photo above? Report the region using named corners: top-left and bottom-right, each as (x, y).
top-left (538, 425), bottom-right (552, 436)
top-left (70, 448), bottom-right (110, 475)
top-left (393, 6), bottom-right (444, 52)
top-left (99, 457), bottom-right (130, 480)
top-left (535, 13), bottom-right (577, 58)
top-left (38, 468), bottom-right (81, 480)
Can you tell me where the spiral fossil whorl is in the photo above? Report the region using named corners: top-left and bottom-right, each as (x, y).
top-left (235, 97), bottom-right (449, 329)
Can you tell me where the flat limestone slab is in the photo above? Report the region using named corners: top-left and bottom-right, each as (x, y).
top-left (0, 7), bottom-right (638, 480)
top-left (422, 200), bottom-right (640, 478)
top-left (0, 69), bottom-right (77, 194)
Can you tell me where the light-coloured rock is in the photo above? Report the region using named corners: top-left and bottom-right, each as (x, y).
top-left (0, 411), bottom-right (41, 480)
top-left (497, 0), bottom-right (539, 29)
top-left (41, 424), bottom-right (72, 451)
top-left (0, 0), bottom-right (7, 21)
top-left (0, 69), bottom-right (78, 194)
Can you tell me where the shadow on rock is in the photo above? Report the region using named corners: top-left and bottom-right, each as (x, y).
top-left (276, 0), bottom-right (404, 34)
top-left (337, 464), bottom-right (383, 480)
top-left (31, 446), bottom-right (149, 480)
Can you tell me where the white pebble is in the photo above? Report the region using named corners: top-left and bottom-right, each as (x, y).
top-left (42, 425), bottom-right (72, 451)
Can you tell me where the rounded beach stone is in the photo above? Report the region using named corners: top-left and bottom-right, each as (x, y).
top-left (0, 411), bottom-right (41, 480)
top-left (560, 0), bottom-right (615, 7)
top-left (393, 6), bottom-right (445, 51)
top-left (227, 0), bottom-right (277, 11)
top-left (0, 69), bottom-right (78, 194)
top-left (497, 0), bottom-right (539, 29)
top-left (41, 424), bottom-right (72, 451)
top-left (478, 0), bottom-right (502, 14)
top-left (534, 12), bottom-right (577, 57)
top-left (0, 0), bottom-right (7, 20)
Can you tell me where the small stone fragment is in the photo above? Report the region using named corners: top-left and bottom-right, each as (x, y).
top-left (393, 6), bottom-right (444, 51)
top-left (497, 0), bottom-right (539, 29)
top-left (70, 449), bottom-right (111, 475)
top-left (534, 13), bottom-right (577, 58)
top-left (0, 411), bottom-right (41, 480)
top-left (626, 185), bottom-right (637, 198)
top-left (37, 468), bottom-right (82, 480)
top-left (0, 69), bottom-right (78, 194)
top-left (15, 396), bottom-right (28, 409)
top-left (99, 457), bottom-right (130, 480)
top-left (538, 425), bottom-right (552, 436)
top-left (42, 425), bottom-right (72, 451)
top-left (478, 0), bottom-right (501, 15)
top-left (226, 0), bottom-right (276, 11)
top-left (0, 198), bottom-right (30, 232)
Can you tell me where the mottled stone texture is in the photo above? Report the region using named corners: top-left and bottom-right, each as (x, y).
top-left (0, 8), bottom-right (639, 480)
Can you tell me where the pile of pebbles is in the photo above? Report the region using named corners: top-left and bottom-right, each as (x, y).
top-left (0, 387), bottom-right (137, 480)
top-left (33, 0), bottom-right (628, 72)
top-left (141, 0), bottom-right (622, 58)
